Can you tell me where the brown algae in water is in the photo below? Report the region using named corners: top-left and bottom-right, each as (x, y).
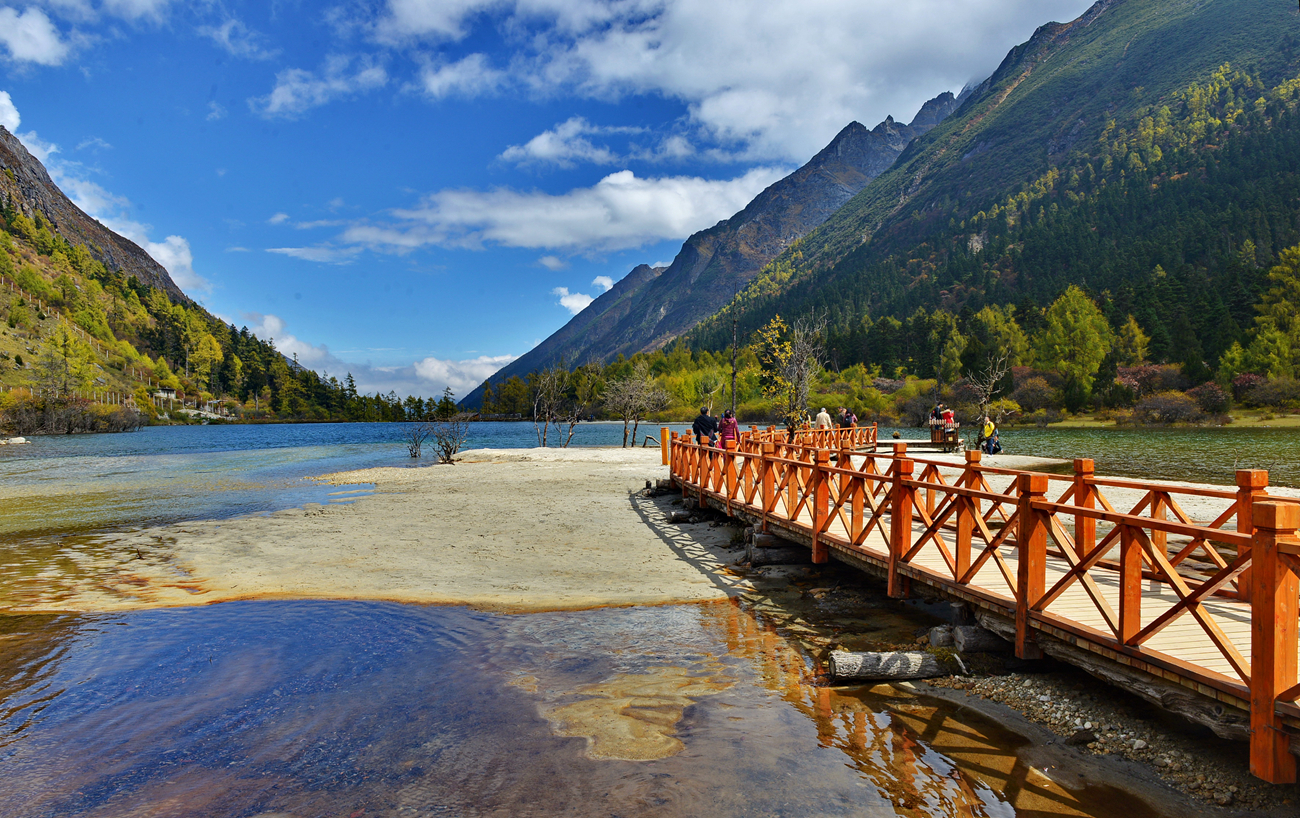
top-left (530, 663), bottom-right (735, 761)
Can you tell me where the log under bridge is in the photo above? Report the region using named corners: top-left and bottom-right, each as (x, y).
top-left (660, 424), bottom-right (1300, 785)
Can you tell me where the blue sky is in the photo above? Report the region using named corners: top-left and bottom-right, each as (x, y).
top-left (0, 0), bottom-right (1092, 398)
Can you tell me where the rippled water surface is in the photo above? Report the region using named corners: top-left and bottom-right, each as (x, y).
top-left (0, 600), bottom-right (1175, 818)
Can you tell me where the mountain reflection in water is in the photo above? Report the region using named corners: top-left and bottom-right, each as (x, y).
top-left (0, 599), bottom-right (1177, 818)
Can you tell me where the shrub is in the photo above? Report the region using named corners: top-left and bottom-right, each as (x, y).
top-left (1186, 382), bottom-right (1230, 414)
top-left (1012, 377), bottom-right (1056, 411)
top-left (1231, 372), bottom-right (1266, 400)
top-left (1133, 391), bottom-right (1203, 424)
top-left (1119, 364), bottom-right (1188, 397)
top-left (1241, 377), bottom-right (1300, 409)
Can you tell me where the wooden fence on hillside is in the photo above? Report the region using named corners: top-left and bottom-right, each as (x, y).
top-left (661, 426), bottom-right (1300, 784)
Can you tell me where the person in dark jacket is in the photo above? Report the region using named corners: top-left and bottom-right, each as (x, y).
top-left (693, 406), bottom-right (719, 446)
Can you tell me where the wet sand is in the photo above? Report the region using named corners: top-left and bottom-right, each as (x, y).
top-left (1, 447), bottom-right (747, 613)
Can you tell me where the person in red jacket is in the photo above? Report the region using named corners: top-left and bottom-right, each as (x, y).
top-left (717, 409), bottom-right (740, 445)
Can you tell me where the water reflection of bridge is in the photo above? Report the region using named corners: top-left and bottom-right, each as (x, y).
top-left (699, 597), bottom-right (1161, 817)
top-left (668, 427), bottom-right (1300, 784)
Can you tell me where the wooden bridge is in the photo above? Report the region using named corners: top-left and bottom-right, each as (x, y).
top-left (660, 425), bottom-right (1300, 784)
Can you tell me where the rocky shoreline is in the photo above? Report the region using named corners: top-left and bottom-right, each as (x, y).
top-left (923, 669), bottom-right (1297, 814)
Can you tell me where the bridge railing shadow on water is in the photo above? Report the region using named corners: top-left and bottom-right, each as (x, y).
top-left (665, 425), bottom-right (1300, 785)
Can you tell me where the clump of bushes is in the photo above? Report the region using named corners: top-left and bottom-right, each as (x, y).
top-left (1187, 382), bottom-right (1231, 414)
top-left (1133, 391), bottom-right (1204, 424)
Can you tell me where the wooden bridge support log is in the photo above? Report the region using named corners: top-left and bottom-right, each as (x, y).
top-left (1249, 499), bottom-right (1300, 784)
top-left (1016, 473), bottom-right (1048, 660)
top-left (660, 427), bottom-right (670, 466)
top-left (829, 650), bottom-right (953, 681)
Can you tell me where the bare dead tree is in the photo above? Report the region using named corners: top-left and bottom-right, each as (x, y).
top-left (530, 362), bottom-right (567, 446)
top-left (782, 314), bottom-right (827, 428)
top-left (604, 360), bottom-right (669, 447)
top-left (404, 423), bottom-right (431, 458)
top-left (428, 415), bottom-right (471, 463)
top-left (965, 352), bottom-right (1012, 419)
top-left (559, 361), bottom-right (603, 448)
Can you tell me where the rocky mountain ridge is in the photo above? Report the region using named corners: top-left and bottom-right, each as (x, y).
top-left (0, 126), bottom-right (187, 302)
top-left (464, 92), bottom-right (962, 406)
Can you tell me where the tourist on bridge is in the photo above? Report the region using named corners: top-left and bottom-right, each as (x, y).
top-left (693, 406), bottom-right (719, 446)
top-left (815, 407), bottom-right (833, 429)
top-left (717, 409), bottom-right (740, 446)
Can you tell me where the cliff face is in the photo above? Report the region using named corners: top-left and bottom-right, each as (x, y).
top-left (464, 92), bottom-right (961, 406)
top-left (0, 126), bottom-right (188, 301)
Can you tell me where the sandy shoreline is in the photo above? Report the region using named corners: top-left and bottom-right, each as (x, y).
top-left (7, 444), bottom-right (1291, 616)
top-left (4, 447), bottom-right (749, 614)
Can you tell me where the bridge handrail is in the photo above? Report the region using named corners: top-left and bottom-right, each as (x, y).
top-left (661, 427), bottom-right (1300, 784)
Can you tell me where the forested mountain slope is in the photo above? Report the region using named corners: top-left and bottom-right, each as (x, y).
top-left (0, 127), bottom-right (439, 427)
top-left (690, 0), bottom-right (1300, 381)
top-left (0, 128), bottom-right (188, 302)
top-left (463, 93), bottom-right (962, 407)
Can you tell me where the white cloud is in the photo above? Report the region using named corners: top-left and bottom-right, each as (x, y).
top-left (537, 254), bottom-right (566, 271)
top-left (411, 353), bottom-right (517, 397)
top-left (206, 101), bottom-right (227, 121)
top-left (499, 116), bottom-right (623, 167)
top-left (414, 53), bottom-right (504, 99)
top-left (100, 0), bottom-right (173, 21)
top-left (198, 18), bottom-right (279, 61)
top-left (341, 165), bottom-right (785, 254)
top-left (0, 90), bottom-right (19, 132)
top-left (0, 7), bottom-right (71, 66)
top-left (138, 234), bottom-right (207, 292)
top-left (499, 117), bottom-right (696, 168)
top-left (357, 0), bottom-right (1092, 161)
top-left (267, 212), bottom-right (290, 225)
top-left (75, 135), bottom-right (111, 151)
top-left (243, 310), bottom-right (516, 398)
top-left (266, 245), bottom-right (362, 264)
top-left (371, 0), bottom-right (503, 44)
top-left (250, 54), bottom-right (388, 118)
top-left (552, 286), bottom-right (592, 314)
top-left (592, 275), bottom-right (613, 292)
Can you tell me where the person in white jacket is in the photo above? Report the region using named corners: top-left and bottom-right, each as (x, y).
top-left (815, 407), bottom-right (833, 429)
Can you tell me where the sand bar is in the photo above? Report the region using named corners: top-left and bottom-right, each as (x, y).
top-left (2, 447), bottom-right (750, 613)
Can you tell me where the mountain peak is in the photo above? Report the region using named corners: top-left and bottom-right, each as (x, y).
top-left (463, 90), bottom-right (964, 406)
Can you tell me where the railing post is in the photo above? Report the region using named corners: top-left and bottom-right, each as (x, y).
top-left (1249, 499), bottom-right (1299, 784)
top-left (812, 450), bottom-right (830, 564)
top-left (1073, 458), bottom-right (1095, 559)
top-left (660, 427), bottom-right (670, 466)
top-left (1119, 522), bottom-right (1142, 644)
top-left (724, 438), bottom-right (738, 507)
top-left (888, 455), bottom-right (914, 599)
top-left (760, 442), bottom-right (776, 532)
top-left (956, 450), bottom-right (980, 580)
top-left (1237, 469), bottom-right (1269, 602)
top-left (1015, 473), bottom-right (1048, 660)
top-left (679, 435), bottom-right (690, 500)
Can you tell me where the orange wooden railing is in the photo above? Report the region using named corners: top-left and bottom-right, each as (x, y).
top-left (662, 431), bottom-right (1300, 784)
